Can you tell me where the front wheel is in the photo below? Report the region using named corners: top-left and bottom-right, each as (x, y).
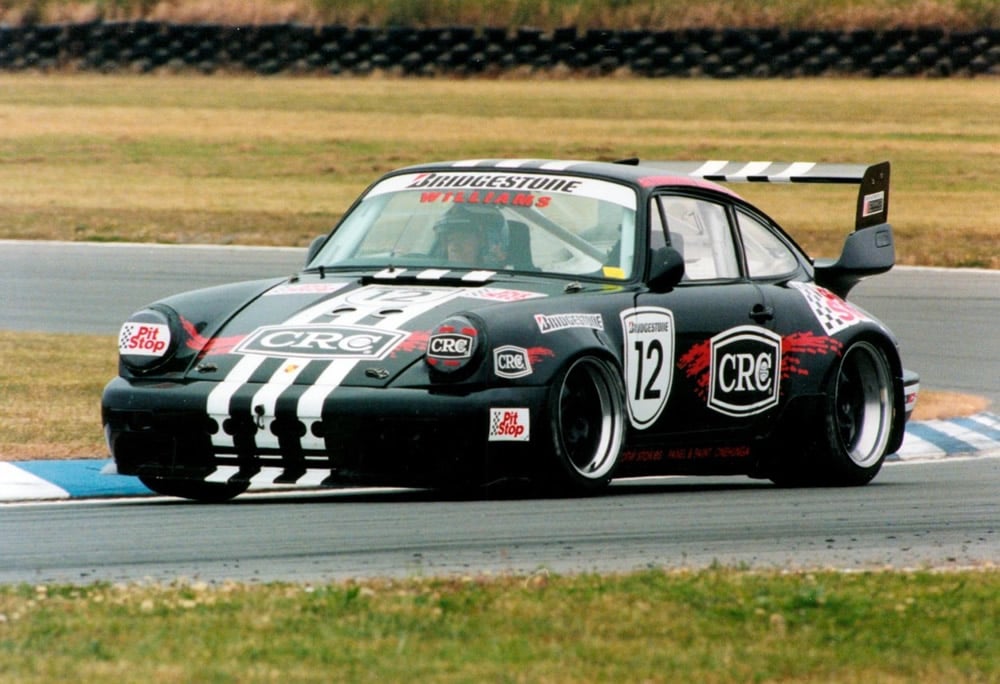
top-left (544, 356), bottom-right (627, 495)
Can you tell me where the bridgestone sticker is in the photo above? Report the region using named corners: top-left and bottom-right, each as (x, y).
top-left (264, 282), bottom-right (349, 296)
top-left (366, 172), bottom-right (638, 210)
top-left (708, 326), bottom-right (782, 417)
top-left (232, 324), bottom-right (406, 360)
top-left (620, 307), bottom-right (675, 429)
top-left (534, 313), bottom-right (604, 334)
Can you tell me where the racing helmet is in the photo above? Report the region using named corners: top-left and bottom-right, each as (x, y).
top-left (434, 205), bottom-right (509, 264)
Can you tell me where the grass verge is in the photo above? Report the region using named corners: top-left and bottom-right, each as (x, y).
top-left (1, 75), bottom-right (998, 268)
top-left (0, 569), bottom-right (997, 681)
top-left (0, 332), bottom-right (116, 460)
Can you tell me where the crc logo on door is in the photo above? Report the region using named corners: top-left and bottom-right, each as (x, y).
top-left (708, 326), bottom-right (782, 417)
top-left (233, 324), bottom-right (406, 360)
top-left (620, 307), bottom-right (675, 430)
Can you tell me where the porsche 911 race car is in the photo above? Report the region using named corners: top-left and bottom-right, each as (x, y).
top-left (102, 158), bottom-right (919, 501)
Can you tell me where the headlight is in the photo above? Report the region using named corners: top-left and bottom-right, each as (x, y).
top-left (425, 315), bottom-right (482, 376)
top-left (118, 307), bottom-right (177, 373)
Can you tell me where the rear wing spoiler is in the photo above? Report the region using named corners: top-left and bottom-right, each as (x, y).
top-left (631, 160), bottom-right (890, 231)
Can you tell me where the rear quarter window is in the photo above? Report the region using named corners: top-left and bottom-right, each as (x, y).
top-left (737, 210), bottom-right (800, 278)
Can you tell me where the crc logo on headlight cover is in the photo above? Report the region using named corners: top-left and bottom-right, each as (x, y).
top-left (233, 324), bottom-right (406, 360)
top-left (493, 345), bottom-right (532, 379)
top-left (426, 317), bottom-right (480, 372)
top-left (708, 326), bottom-right (782, 417)
top-left (428, 333), bottom-right (473, 358)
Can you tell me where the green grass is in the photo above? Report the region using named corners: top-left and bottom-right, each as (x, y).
top-left (0, 332), bottom-right (116, 460)
top-left (1, 569), bottom-right (997, 682)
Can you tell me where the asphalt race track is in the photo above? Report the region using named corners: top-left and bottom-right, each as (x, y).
top-left (2, 459), bottom-right (997, 585)
top-left (1, 240), bottom-right (997, 584)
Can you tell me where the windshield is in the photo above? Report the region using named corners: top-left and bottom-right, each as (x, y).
top-left (309, 170), bottom-right (639, 280)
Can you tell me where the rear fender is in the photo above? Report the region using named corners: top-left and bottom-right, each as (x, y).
top-left (820, 329), bottom-right (908, 455)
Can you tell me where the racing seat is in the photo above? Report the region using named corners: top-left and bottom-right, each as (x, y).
top-left (506, 221), bottom-right (536, 270)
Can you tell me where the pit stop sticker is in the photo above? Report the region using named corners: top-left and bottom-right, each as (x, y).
top-left (119, 323), bottom-right (171, 357)
top-left (489, 408), bottom-right (530, 442)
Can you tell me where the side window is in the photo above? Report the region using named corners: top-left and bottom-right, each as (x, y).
top-left (653, 195), bottom-right (739, 281)
top-left (736, 210), bottom-right (799, 278)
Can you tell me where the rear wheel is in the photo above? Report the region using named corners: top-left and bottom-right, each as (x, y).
top-left (138, 475), bottom-right (248, 502)
top-left (545, 356), bottom-right (626, 495)
top-left (823, 341), bottom-right (895, 484)
top-left (772, 340), bottom-right (895, 486)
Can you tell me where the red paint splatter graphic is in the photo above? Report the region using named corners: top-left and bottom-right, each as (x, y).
top-left (526, 347), bottom-right (556, 365)
top-left (780, 331), bottom-right (843, 379)
top-left (678, 339), bottom-right (712, 401)
top-left (677, 331), bottom-right (843, 400)
top-left (391, 330), bottom-right (431, 356)
top-left (181, 317), bottom-right (245, 357)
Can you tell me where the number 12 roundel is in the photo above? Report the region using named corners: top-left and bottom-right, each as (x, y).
top-left (620, 307), bottom-right (675, 429)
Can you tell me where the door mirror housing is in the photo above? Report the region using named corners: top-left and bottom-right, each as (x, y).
top-left (305, 234), bottom-right (326, 267)
top-left (646, 246), bottom-right (685, 292)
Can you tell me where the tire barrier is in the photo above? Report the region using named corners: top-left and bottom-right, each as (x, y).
top-left (1, 22), bottom-right (997, 77)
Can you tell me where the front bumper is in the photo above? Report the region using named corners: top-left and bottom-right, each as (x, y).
top-left (102, 377), bottom-right (548, 488)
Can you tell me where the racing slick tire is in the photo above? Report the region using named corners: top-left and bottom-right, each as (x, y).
top-left (139, 475), bottom-right (249, 502)
top-left (543, 355), bottom-right (627, 495)
top-left (772, 340), bottom-right (895, 487)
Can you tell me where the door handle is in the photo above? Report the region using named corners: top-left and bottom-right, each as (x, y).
top-left (749, 304), bottom-right (774, 323)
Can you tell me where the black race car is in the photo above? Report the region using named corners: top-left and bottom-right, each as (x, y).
top-left (103, 159), bottom-right (919, 501)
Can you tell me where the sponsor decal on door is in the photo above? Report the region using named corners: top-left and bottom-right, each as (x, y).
top-left (620, 307), bottom-right (675, 429)
top-left (708, 326), bottom-right (782, 417)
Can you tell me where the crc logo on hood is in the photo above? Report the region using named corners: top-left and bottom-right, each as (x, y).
top-left (708, 326), bottom-right (782, 417)
top-left (232, 324), bottom-right (406, 360)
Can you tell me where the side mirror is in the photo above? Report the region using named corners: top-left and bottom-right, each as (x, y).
top-left (814, 223), bottom-right (894, 298)
top-left (305, 234), bottom-right (326, 267)
top-left (646, 246), bottom-right (685, 293)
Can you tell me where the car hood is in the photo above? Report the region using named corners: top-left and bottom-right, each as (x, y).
top-left (177, 273), bottom-right (566, 386)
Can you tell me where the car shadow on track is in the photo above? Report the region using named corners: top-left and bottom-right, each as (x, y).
top-left (137, 475), bottom-right (780, 506)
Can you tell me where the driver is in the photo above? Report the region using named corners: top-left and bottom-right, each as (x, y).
top-left (434, 205), bottom-right (509, 268)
